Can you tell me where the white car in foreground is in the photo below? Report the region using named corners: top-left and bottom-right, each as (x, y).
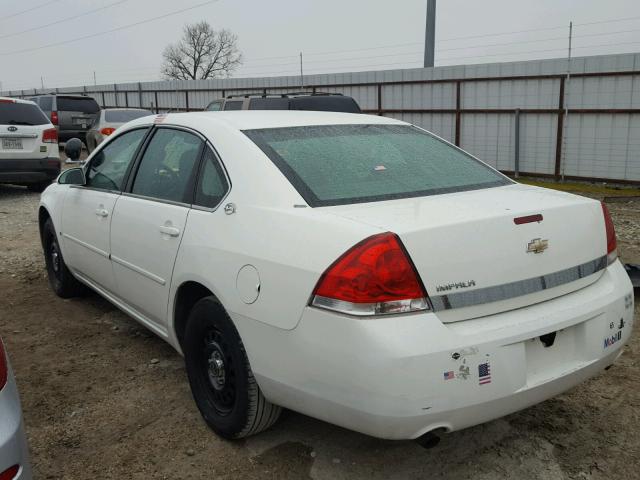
top-left (38, 111), bottom-right (634, 440)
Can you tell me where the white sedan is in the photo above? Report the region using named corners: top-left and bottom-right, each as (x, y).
top-left (39, 111), bottom-right (634, 440)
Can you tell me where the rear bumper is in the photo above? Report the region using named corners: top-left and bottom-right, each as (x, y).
top-left (0, 158), bottom-right (60, 184)
top-left (0, 365), bottom-right (32, 479)
top-left (240, 261), bottom-right (634, 439)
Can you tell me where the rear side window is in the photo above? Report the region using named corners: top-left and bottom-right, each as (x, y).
top-left (57, 96), bottom-right (99, 113)
top-left (0, 101), bottom-right (49, 125)
top-left (131, 128), bottom-right (202, 204)
top-left (244, 124), bottom-right (511, 207)
top-left (104, 109), bottom-right (152, 122)
top-left (194, 148), bottom-right (229, 208)
top-left (39, 97), bottom-right (53, 111)
top-left (248, 98), bottom-right (290, 110)
top-left (223, 100), bottom-right (243, 111)
top-left (86, 128), bottom-right (147, 191)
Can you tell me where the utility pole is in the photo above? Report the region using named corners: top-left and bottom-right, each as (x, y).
top-left (299, 52), bottom-right (304, 90)
top-left (561, 21), bottom-right (573, 181)
top-left (423, 0), bottom-right (436, 67)
top-left (40, 76), bottom-right (44, 89)
top-left (93, 71), bottom-right (97, 86)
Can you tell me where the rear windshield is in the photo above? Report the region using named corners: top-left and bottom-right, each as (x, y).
top-left (289, 96), bottom-right (361, 113)
top-left (244, 124), bottom-right (511, 207)
top-left (57, 96), bottom-right (100, 113)
top-left (104, 109), bottom-right (152, 122)
top-left (248, 97), bottom-right (290, 110)
top-left (0, 101), bottom-right (49, 126)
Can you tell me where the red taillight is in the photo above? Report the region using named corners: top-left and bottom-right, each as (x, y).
top-left (601, 202), bottom-right (617, 265)
top-left (311, 232), bottom-right (429, 316)
top-left (42, 127), bottom-right (57, 144)
top-left (0, 339), bottom-right (8, 391)
top-left (0, 99), bottom-right (16, 104)
top-left (100, 127), bottom-right (116, 136)
top-left (0, 465), bottom-right (19, 480)
top-left (51, 111), bottom-right (58, 125)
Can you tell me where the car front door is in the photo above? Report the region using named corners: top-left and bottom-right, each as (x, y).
top-left (110, 127), bottom-right (203, 329)
top-left (61, 127), bottom-right (149, 293)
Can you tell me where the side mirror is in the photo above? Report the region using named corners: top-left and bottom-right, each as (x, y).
top-left (58, 167), bottom-right (85, 186)
top-left (64, 138), bottom-right (83, 162)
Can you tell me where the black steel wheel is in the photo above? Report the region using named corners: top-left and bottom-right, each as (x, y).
top-left (184, 296), bottom-right (281, 439)
top-left (42, 218), bottom-right (86, 298)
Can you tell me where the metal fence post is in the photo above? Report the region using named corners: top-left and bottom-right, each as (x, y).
top-left (185, 90), bottom-right (189, 112)
top-left (514, 108), bottom-right (521, 178)
top-left (114, 83), bottom-right (118, 107)
top-left (138, 83), bottom-right (143, 109)
top-left (154, 91), bottom-right (159, 113)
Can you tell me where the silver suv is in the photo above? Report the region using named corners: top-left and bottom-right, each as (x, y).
top-left (27, 94), bottom-right (100, 143)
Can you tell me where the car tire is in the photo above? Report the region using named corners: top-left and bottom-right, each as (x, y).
top-left (42, 218), bottom-right (86, 298)
top-left (27, 181), bottom-right (51, 192)
top-left (184, 296), bottom-right (282, 439)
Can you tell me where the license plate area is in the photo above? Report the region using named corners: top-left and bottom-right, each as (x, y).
top-left (1, 138), bottom-right (23, 149)
top-left (524, 323), bottom-right (587, 386)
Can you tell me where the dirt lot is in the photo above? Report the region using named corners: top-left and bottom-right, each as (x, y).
top-left (0, 180), bottom-right (639, 480)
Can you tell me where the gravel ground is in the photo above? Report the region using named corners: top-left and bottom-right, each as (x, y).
top-left (0, 180), bottom-right (638, 480)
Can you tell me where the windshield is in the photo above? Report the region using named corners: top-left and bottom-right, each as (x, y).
top-left (0, 101), bottom-right (49, 126)
top-left (104, 109), bottom-right (152, 123)
top-left (244, 124), bottom-right (511, 207)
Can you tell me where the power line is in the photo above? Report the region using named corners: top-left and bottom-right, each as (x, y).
top-left (0, 0), bottom-right (62, 22)
top-left (0, 0), bottom-right (134, 40)
top-left (0, 0), bottom-right (220, 56)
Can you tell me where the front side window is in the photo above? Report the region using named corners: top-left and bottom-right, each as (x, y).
top-left (244, 124), bottom-right (511, 207)
top-left (86, 128), bottom-right (148, 191)
top-left (131, 128), bottom-right (202, 203)
top-left (206, 100), bottom-right (223, 111)
top-left (194, 148), bottom-right (229, 208)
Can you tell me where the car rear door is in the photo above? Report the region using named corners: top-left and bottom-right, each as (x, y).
top-left (109, 126), bottom-right (204, 328)
top-left (61, 128), bottom-right (149, 293)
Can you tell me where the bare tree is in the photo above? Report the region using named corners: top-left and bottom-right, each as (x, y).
top-left (162, 22), bottom-right (242, 80)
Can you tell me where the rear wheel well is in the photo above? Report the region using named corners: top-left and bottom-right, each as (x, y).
top-left (173, 281), bottom-right (216, 348)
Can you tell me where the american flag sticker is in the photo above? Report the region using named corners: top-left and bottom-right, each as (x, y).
top-left (444, 370), bottom-right (455, 380)
top-left (478, 362), bottom-right (491, 385)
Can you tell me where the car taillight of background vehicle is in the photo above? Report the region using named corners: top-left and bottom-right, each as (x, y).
top-left (311, 232), bottom-right (430, 316)
top-left (0, 99), bottom-right (15, 104)
top-left (42, 128), bottom-right (57, 144)
top-left (100, 127), bottom-right (116, 136)
top-left (0, 338), bottom-right (8, 391)
top-left (51, 111), bottom-right (59, 125)
top-left (601, 202), bottom-right (618, 265)
top-left (0, 465), bottom-right (19, 480)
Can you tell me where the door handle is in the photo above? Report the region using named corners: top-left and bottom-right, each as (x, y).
top-left (95, 208), bottom-right (109, 217)
top-left (159, 225), bottom-right (180, 237)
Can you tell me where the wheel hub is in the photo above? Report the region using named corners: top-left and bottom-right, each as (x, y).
top-left (207, 345), bottom-right (226, 390)
top-left (50, 244), bottom-right (60, 273)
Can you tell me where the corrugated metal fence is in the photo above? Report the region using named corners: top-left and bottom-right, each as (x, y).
top-left (5, 52), bottom-right (640, 184)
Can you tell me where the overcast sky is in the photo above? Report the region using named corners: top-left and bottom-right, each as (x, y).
top-left (1, 0), bottom-right (640, 91)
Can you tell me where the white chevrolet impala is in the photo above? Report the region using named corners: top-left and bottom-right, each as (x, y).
top-left (38, 111), bottom-right (634, 440)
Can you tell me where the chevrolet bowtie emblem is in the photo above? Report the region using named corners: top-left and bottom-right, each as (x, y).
top-left (527, 238), bottom-right (549, 254)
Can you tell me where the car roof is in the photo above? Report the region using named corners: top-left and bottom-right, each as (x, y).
top-left (0, 96), bottom-right (37, 105)
top-left (127, 111), bottom-right (405, 131)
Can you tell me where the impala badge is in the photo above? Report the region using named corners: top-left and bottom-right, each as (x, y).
top-left (527, 238), bottom-right (548, 254)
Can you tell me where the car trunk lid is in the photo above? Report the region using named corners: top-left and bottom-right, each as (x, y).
top-left (0, 124), bottom-right (45, 159)
top-left (321, 184), bottom-right (607, 322)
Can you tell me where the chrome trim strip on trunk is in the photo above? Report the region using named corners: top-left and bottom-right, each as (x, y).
top-left (430, 255), bottom-right (607, 311)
